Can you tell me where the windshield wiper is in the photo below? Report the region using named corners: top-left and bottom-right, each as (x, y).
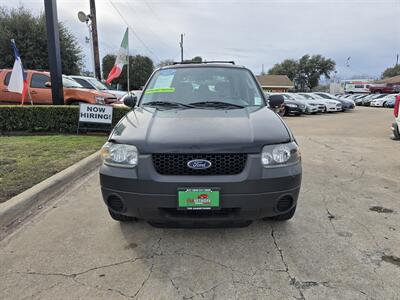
top-left (142, 101), bottom-right (194, 109)
top-left (189, 101), bottom-right (245, 109)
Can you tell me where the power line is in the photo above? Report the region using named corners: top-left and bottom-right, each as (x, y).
top-left (107, 0), bottom-right (160, 62)
top-left (124, 1), bottom-right (175, 51)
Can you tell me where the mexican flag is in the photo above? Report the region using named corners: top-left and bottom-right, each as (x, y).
top-left (106, 28), bottom-right (128, 84)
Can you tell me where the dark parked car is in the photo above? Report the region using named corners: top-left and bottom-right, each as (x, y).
top-left (283, 99), bottom-right (305, 116)
top-left (99, 62), bottom-right (302, 226)
top-left (354, 94), bottom-right (369, 106)
top-left (385, 95), bottom-right (396, 108)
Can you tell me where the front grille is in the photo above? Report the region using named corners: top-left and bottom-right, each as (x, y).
top-left (105, 97), bottom-right (118, 104)
top-left (152, 153), bottom-right (247, 175)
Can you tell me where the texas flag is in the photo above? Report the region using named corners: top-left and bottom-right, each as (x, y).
top-left (7, 39), bottom-right (28, 104)
top-left (106, 28), bottom-right (129, 85)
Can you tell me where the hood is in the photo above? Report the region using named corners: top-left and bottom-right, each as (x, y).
top-left (110, 107), bottom-right (292, 153)
top-left (65, 87), bottom-right (115, 98)
top-left (306, 99), bottom-right (323, 105)
top-left (284, 100), bottom-right (298, 105)
top-left (286, 99), bottom-right (304, 107)
top-left (105, 90), bottom-right (127, 99)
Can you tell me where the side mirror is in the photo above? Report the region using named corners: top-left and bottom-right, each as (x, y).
top-left (123, 94), bottom-right (137, 108)
top-left (44, 81), bottom-right (51, 88)
top-left (268, 95), bottom-right (284, 108)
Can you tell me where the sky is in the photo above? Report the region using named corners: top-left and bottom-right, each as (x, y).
top-left (2, 0), bottom-right (400, 80)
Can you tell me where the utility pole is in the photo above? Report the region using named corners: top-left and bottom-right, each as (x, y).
top-left (180, 33), bottom-right (184, 62)
top-left (44, 0), bottom-right (64, 105)
top-left (396, 54), bottom-right (399, 66)
top-left (90, 0), bottom-right (101, 80)
top-left (261, 64), bottom-right (265, 75)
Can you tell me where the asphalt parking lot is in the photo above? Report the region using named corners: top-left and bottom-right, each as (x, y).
top-left (0, 107), bottom-right (399, 300)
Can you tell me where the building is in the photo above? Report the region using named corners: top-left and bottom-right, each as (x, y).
top-left (256, 75), bottom-right (294, 92)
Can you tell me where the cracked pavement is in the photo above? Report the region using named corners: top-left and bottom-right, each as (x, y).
top-left (1, 107), bottom-right (399, 299)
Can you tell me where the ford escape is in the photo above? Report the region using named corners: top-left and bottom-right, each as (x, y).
top-left (99, 62), bottom-right (302, 226)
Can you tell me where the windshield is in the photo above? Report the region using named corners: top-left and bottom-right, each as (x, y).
top-left (62, 76), bottom-right (83, 88)
top-left (88, 78), bottom-right (109, 91)
top-left (294, 94), bottom-right (307, 100)
top-left (298, 93), bottom-right (314, 100)
top-left (282, 94), bottom-right (295, 100)
top-left (141, 67), bottom-right (264, 107)
top-left (315, 93), bottom-right (333, 99)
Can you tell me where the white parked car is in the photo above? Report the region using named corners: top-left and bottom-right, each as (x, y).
top-left (70, 75), bottom-right (127, 100)
top-left (298, 93), bottom-right (342, 112)
top-left (370, 94), bottom-right (398, 107)
top-left (344, 83), bottom-right (371, 94)
top-left (281, 93), bottom-right (318, 114)
top-left (295, 93), bottom-right (326, 112)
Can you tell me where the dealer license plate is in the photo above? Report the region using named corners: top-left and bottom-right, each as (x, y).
top-left (178, 188), bottom-right (220, 210)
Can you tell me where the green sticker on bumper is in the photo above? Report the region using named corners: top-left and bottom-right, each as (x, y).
top-left (178, 189), bottom-right (220, 209)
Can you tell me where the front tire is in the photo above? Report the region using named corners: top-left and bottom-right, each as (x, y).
top-left (108, 209), bottom-right (137, 222)
top-left (270, 205), bottom-right (297, 221)
top-left (394, 124), bottom-right (400, 140)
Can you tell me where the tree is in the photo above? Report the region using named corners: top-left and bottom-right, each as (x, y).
top-left (157, 59), bottom-right (174, 68)
top-left (102, 54), bottom-right (154, 90)
top-left (268, 59), bottom-right (298, 81)
top-left (381, 65), bottom-right (400, 79)
top-left (297, 55), bottom-right (335, 91)
top-left (0, 6), bottom-right (83, 75)
top-left (183, 56), bottom-right (203, 63)
top-left (268, 54), bottom-right (336, 91)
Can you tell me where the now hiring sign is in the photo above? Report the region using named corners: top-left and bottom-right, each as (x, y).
top-left (79, 103), bottom-right (113, 124)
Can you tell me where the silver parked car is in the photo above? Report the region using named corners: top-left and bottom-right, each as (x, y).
top-left (70, 75), bottom-right (127, 100)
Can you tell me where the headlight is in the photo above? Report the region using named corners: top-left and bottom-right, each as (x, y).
top-left (95, 96), bottom-right (105, 104)
top-left (328, 101), bottom-right (337, 104)
top-left (100, 142), bottom-right (138, 168)
top-left (261, 142), bottom-right (300, 168)
top-left (286, 103), bottom-right (297, 108)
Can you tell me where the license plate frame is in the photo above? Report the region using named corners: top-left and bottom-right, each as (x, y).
top-left (177, 188), bottom-right (221, 210)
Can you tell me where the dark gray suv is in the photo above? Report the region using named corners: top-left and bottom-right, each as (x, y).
top-left (99, 62), bottom-right (302, 226)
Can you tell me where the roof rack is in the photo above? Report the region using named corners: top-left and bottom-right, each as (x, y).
top-left (172, 60), bottom-right (235, 65)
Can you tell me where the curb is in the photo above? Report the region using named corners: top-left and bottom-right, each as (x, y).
top-left (0, 151), bottom-right (101, 231)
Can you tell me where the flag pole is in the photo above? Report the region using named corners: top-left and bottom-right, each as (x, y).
top-left (127, 27), bottom-right (130, 93)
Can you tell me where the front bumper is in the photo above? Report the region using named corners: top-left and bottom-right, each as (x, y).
top-left (306, 106), bottom-right (318, 113)
top-left (326, 104), bottom-right (342, 112)
top-left (100, 154), bottom-right (302, 224)
top-left (285, 106), bottom-right (303, 115)
top-left (370, 102), bottom-right (383, 107)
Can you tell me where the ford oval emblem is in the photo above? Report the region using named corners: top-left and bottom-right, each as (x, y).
top-left (187, 159), bottom-right (212, 170)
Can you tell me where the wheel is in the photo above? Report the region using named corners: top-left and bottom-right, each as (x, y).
top-left (108, 209), bottom-right (137, 222)
top-left (394, 125), bottom-right (400, 140)
top-left (270, 205), bottom-right (297, 221)
top-left (279, 107), bottom-right (286, 117)
top-left (374, 90), bottom-right (381, 94)
top-left (383, 102), bottom-right (387, 108)
top-left (322, 106), bottom-right (327, 113)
